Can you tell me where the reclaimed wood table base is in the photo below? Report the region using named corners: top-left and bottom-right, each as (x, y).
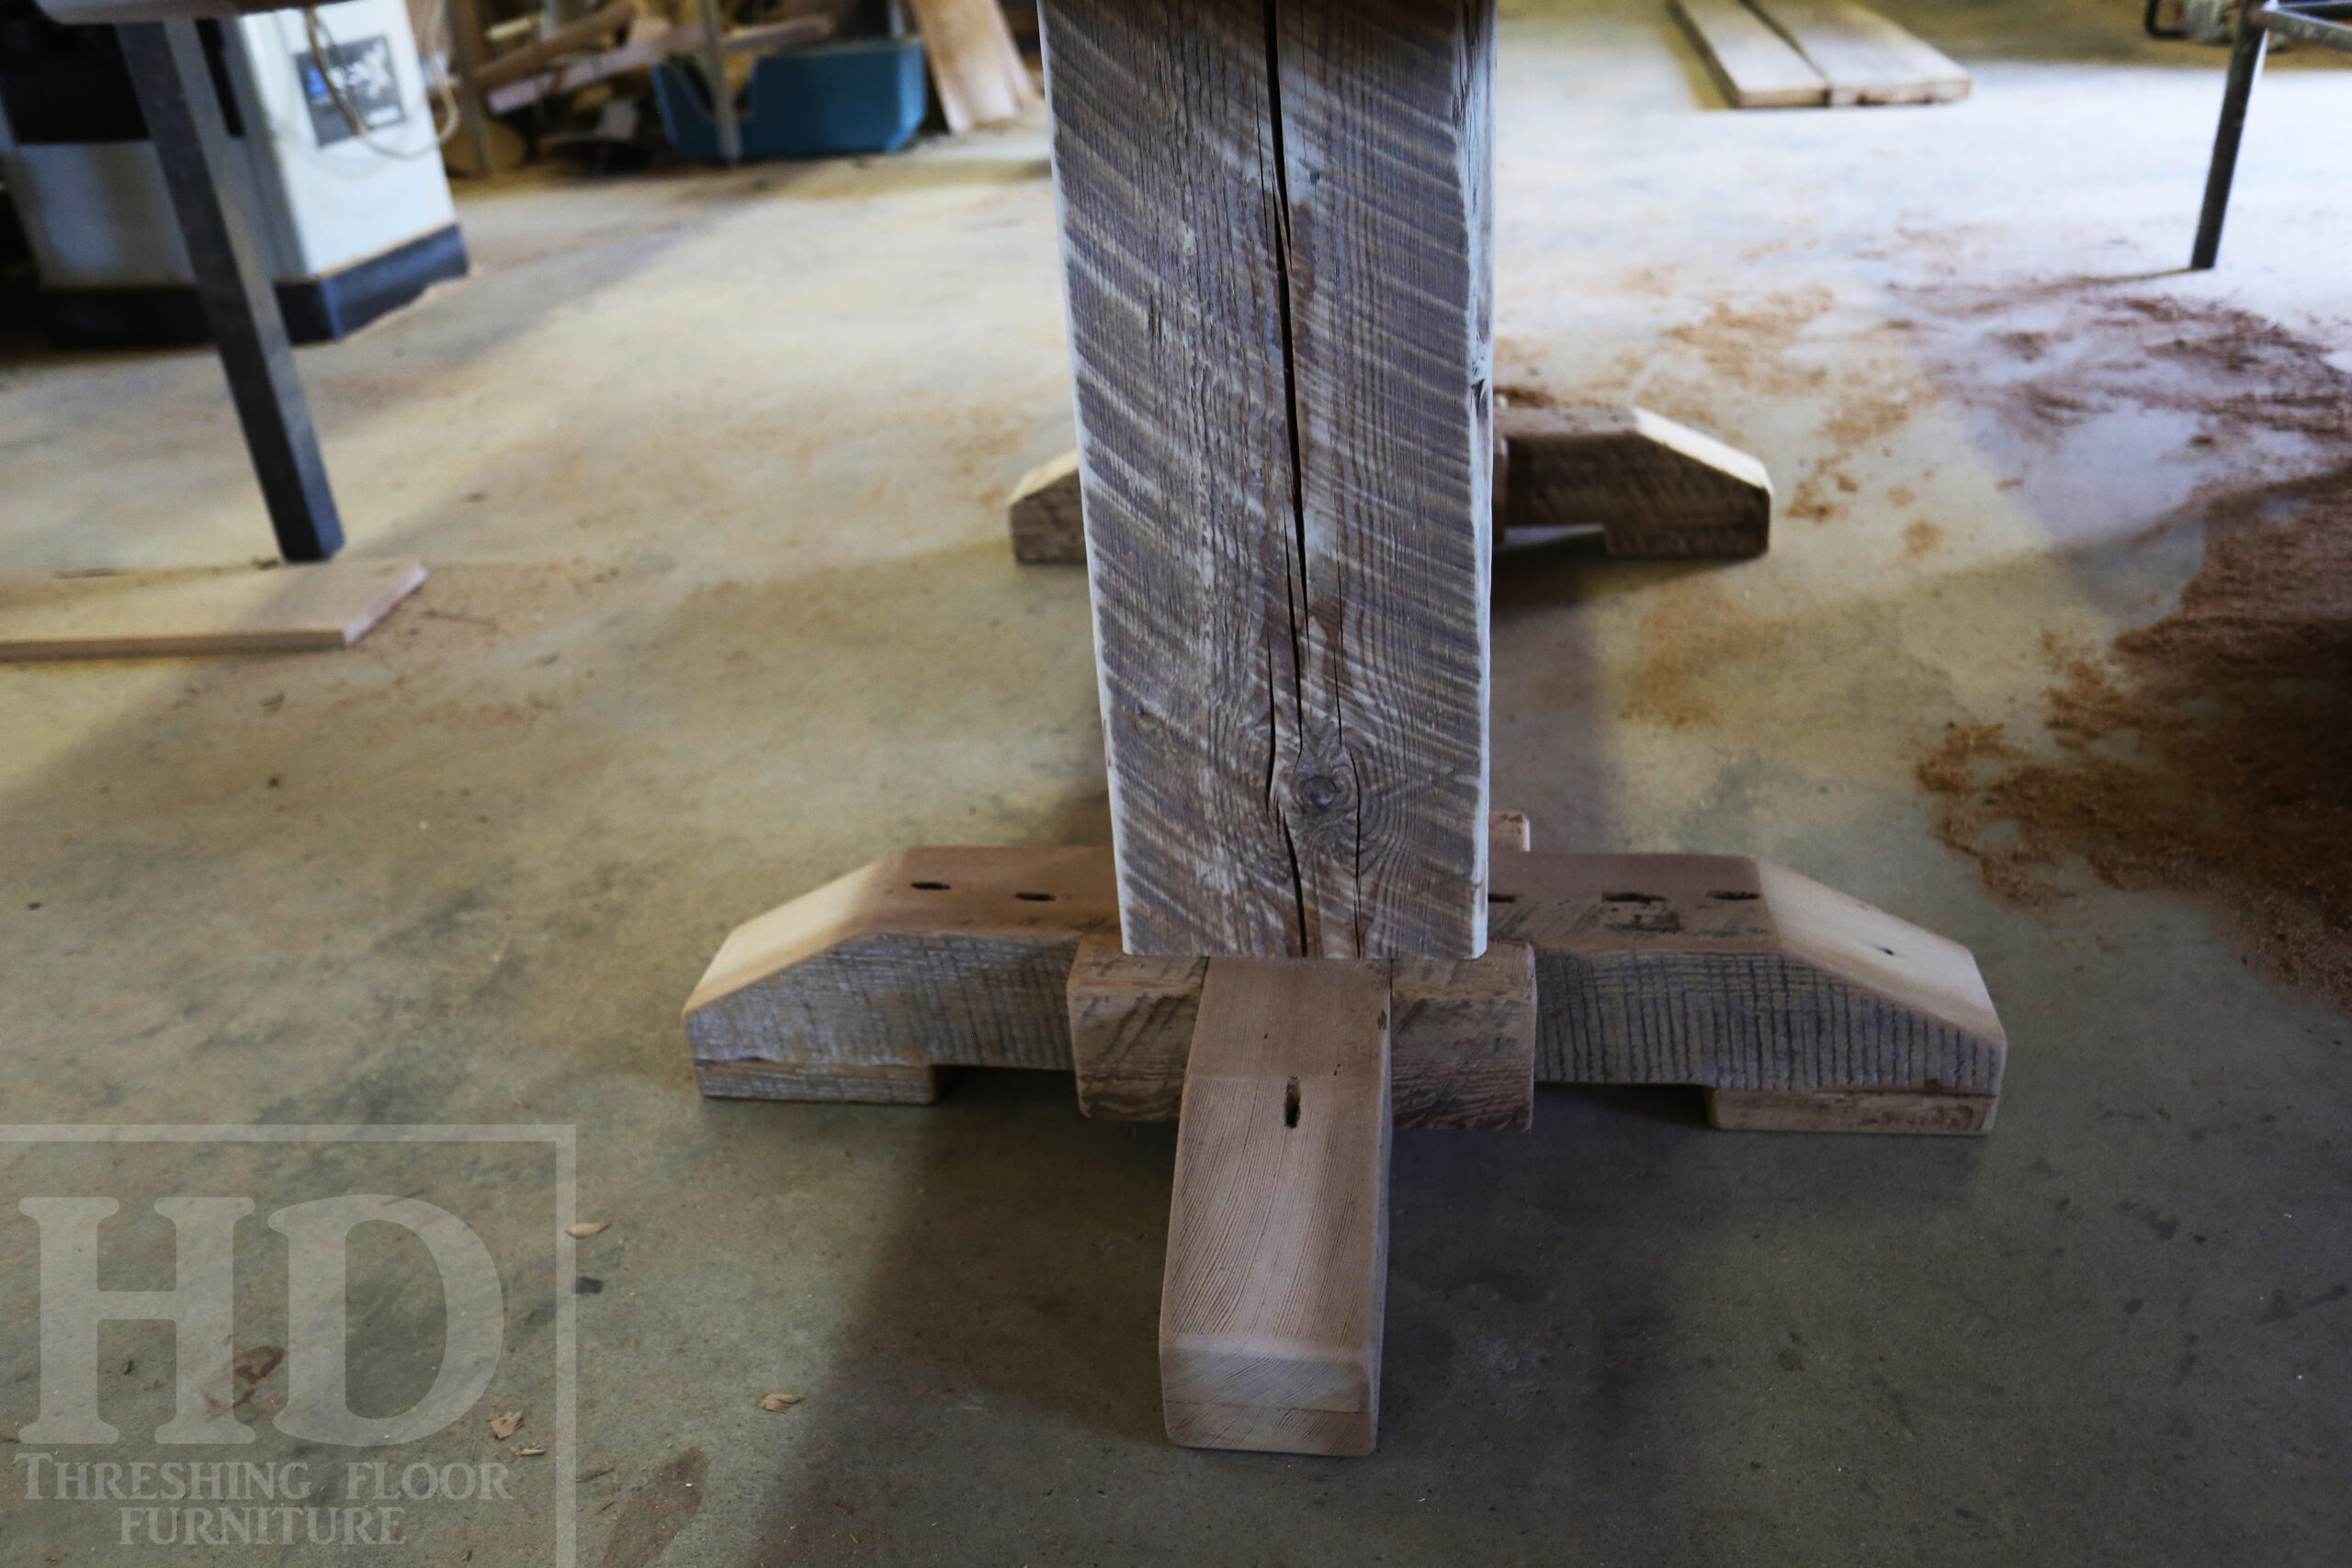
top-left (691, 0), bottom-right (2006, 1456)
top-left (684, 830), bottom-right (2005, 1136)
top-left (682, 825), bottom-right (2007, 1450)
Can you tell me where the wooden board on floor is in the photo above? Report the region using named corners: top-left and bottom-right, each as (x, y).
top-left (1746, 0), bottom-right (1969, 106)
top-left (1668, 0), bottom-right (1827, 107)
top-left (0, 559), bottom-right (425, 661)
top-left (1041, 0), bottom-right (1493, 961)
top-left (910, 0), bottom-right (1035, 132)
top-left (1160, 957), bottom-right (1391, 1455)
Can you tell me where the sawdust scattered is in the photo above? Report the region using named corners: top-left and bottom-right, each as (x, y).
top-left (1623, 579), bottom-right (1788, 729)
top-left (1919, 299), bottom-right (2352, 1006)
top-left (1661, 290), bottom-right (1836, 400)
top-left (1901, 521), bottom-right (1944, 559)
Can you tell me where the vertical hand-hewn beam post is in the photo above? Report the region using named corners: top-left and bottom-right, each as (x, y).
top-left (1043, 0), bottom-right (1495, 963)
top-left (1042, 0), bottom-right (1497, 1454)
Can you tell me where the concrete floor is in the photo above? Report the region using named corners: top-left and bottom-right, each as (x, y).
top-left (4, 1), bottom-right (2350, 1562)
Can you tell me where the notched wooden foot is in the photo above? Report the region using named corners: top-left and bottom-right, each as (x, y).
top-left (1495, 852), bottom-right (2007, 1130)
top-left (683, 845), bottom-right (1115, 1100)
top-left (1498, 405), bottom-right (1770, 559)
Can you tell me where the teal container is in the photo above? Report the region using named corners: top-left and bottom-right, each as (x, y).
top-left (652, 37), bottom-right (928, 163)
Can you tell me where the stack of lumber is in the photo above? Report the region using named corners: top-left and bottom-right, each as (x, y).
top-left (907, 0), bottom-right (1035, 130)
top-left (1669, 0), bottom-right (1968, 107)
top-left (481, 9), bottom-right (835, 116)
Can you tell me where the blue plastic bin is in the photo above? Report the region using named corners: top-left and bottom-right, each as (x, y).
top-left (651, 36), bottom-right (928, 163)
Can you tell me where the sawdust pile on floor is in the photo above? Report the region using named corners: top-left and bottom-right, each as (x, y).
top-left (1920, 301), bottom-right (2352, 1005)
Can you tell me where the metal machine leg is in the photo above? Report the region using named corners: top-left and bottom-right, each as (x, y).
top-left (118, 19), bottom-right (345, 562)
top-left (2190, 13), bottom-right (2269, 270)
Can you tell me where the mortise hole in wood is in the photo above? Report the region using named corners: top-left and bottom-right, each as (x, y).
top-left (1708, 889), bottom-right (1760, 901)
top-left (910, 881), bottom-right (951, 891)
top-left (1283, 1077), bottom-right (1300, 1129)
top-left (1013, 891), bottom-right (1056, 902)
top-left (1601, 891), bottom-right (1664, 904)
top-left (1488, 893), bottom-right (1518, 903)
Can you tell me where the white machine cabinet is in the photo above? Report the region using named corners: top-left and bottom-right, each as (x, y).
top-left (0, 0), bottom-right (464, 344)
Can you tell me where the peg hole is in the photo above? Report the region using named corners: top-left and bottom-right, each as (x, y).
top-left (1488, 893), bottom-right (1519, 904)
top-left (1283, 1077), bottom-right (1300, 1129)
top-left (1602, 891), bottom-right (1663, 904)
top-left (1013, 891), bottom-right (1055, 902)
top-left (1707, 890), bottom-right (1760, 901)
top-left (910, 881), bottom-right (950, 891)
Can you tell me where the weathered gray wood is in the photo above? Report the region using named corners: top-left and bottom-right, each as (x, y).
top-left (1491, 853), bottom-right (2005, 1100)
top-left (683, 846), bottom-right (1116, 1103)
top-left (1161, 957), bottom-right (1391, 1454)
top-left (1500, 406), bottom-right (1770, 558)
top-left (1069, 812), bottom-right (1536, 1127)
top-left (1069, 931), bottom-right (1534, 1129)
top-left (1012, 402), bottom-right (1771, 565)
top-left (684, 847), bottom-right (2005, 1133)
top-left (1668, 0), bottom-right (1828, 107)
top-left (1007, 452), bottom-right (1086, 565)
top-left (1707, 1088), bottom-right (1996, 1134)
top-left (1040, 0), bottom-right (1494, 961)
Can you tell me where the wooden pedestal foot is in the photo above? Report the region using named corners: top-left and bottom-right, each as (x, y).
top-left (684, 844), bottom-right (2007, 1125)
top-left (1498, 405), bottom-right (1770, 558)
top-left (682, 846), bottom-right (1115, 1091)
top-left (1161, 959), bottom-right (1391, 1455)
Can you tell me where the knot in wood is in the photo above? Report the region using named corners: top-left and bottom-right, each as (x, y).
top-left (1295, 773), bottom-right (1346, 812)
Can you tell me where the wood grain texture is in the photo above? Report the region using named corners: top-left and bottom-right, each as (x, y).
top-left (909, 0), bottom-right (1036, 131)
top-left (1668, 0), bottom-right (1828, 107)
top-left (1389, 941), bottom-right (1534, 1130)
top-left (1706, 1087), bottom-right (1996, 1134)
top-left (683, 846), bottom-right (1115, 1086)
top-left (1069, 813), bottom-right (1534, 1127)
top-left (1499, 406), bottom-right (1770, 558)
top-left (1747, 0), bottom-right (1969, 106)
top-left (685, 846), bottom-right (2006, 1130)
top-left (0, 560), bottom-right (425, 661)
top-left (698, 1060), bottom-right (943, 1104)
top-left (1040, 0), bottom-right (1494, 961)
top-left (1015, 400), bottom-right (1770, 568)
top-left (1161, 957), bottom-right (1391, 1454)
top-left (1007, 450), bottom-right (1086, 564)
top-left (1490, 852), bottom-right (2006, 1100)
top-left (1069, 932), bottom-right (1533, 1129)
